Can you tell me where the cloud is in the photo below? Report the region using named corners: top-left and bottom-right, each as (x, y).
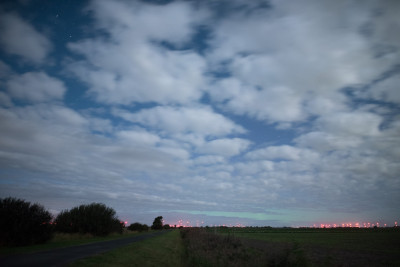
top-left (1, 0), bottom-right (399, 226)
top-left (209, 77), bottom-right (304, 123)
top-left (206, 0), bottom-right (400, 124)
top-left (316, 111), bottom-right (383, 137)
top-left (6, 72), bottom-right (66, 103)
top-left (66, 0), bottom-right (208, 105)
top-left (86, 0), bottom-right (207, 45)
top-left (295, 131), bottom-right (362, 152)
top-left (0, 13), bottom-right (52, 63)
top-left (113, 106), bottom-right (246, 138)
top-left (197, 138), bottom-right (251, 157)
top-left (116, 128), bottom-right (161, 147)
top-left (246, 145), bottom-right (318, 161)
top-left (356, 72), bottom-right (400, 104)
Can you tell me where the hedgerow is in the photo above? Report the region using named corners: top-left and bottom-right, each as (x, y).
top-left (0, 197), bottom-right (53, 246)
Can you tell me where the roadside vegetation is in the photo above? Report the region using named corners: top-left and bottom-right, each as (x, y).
top-left (0, 197), bottom-right (53, 246)
top-left (0, 196), bottom-right (164, 255)
top-left (54, 203), bottom-right (124, 236)
top-left (70, 229), bottom-right (184, 267)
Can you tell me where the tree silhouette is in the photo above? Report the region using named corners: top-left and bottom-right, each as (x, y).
top-left (151, 216), bottom-right (163, 230)
top-left (0, 197), bottom-right (53, 246)
top-left (128, 222), bottom-right (149, 232)
top-left (54, 203), bottom-right (123, 236)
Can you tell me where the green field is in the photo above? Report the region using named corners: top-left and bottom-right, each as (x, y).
top-left (220, 227), bottom-right (400, 252)
top-left (70, 230), bottom-right (184, 267)
top-left (215, 227), bottom-right (400, 266)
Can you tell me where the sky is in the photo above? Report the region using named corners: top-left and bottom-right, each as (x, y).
top-left (0, 0), bottom-right (399, 227)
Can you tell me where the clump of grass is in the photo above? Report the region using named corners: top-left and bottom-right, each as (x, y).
top-left (181, 228), bottom-right (254, 267)
top-left (181, 228), bottom-right (312, 267)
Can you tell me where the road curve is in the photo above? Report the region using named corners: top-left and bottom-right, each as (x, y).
top-left (0, 230), bottom-right (169, 267)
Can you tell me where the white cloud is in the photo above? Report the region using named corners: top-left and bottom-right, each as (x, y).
top-left (316, 111), bottom-right (383, 137)
top-left (66, 0), bottom-right (208, 105)
top-left (0, 13), bottom-right (52, 63)
top-left (116, 128), bottom-right (161, 146)
top-left (192, 155), bottom-right (226, 166)
top-left (6, 72), bottom-right (66, 103)
top-left (0, 91), bottom-right (12, 107)
top-left (210, 77), bottom-right (304, 123)
top-left (246, 145), bottom-right (318, 161)
top-left (113, 106), bottom-right (246, 137)
top-left (357, 73), bottom-right (400, 104)
top-left (235, 160), bottom-right (274, 176)
top-left (206, 0), bottom-right (400, 124)
top-left (86, 0), bottom-right (206, 46)
top-left (295, 131), bottom-right (362, 152)
top-left (197, 138), bottom-right (251, 157)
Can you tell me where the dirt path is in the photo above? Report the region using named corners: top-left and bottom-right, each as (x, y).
top-left (0, 231), bottom-right (169, 267)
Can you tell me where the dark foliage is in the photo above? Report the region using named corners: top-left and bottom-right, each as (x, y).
top-left (127, 222), bottom-right (149, 232)
top-left (54, 203), bottom-right (123, 236)
top-left (0, 197), bottom-right (53, 246)
top-left (180, 228), bottom-right (252, 267)
top-left (151, 216), bottom-right (163, 230)
top-left (163, 224), bottom-right (171, 229)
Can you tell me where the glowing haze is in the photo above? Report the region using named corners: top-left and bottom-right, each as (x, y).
top-left (0, 0), bottom-right (399, 227)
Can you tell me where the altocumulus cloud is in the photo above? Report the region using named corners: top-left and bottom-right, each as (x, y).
top-left (0, 0), bottom-right (399, 226)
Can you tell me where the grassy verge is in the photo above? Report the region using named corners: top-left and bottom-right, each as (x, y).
top-left (223, 230), bottom-right (400, 253)
top-left (0, 231), bottom-right (146, 256)
top-left (70, 230), bottom-right (184, 267)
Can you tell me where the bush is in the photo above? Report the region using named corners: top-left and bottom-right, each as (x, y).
top-left (0, 197), bottom-right (53, 246)
top-left (127, 222), bottom-right (149, 232)
top-left (54, 203), bottom-right (123, 236)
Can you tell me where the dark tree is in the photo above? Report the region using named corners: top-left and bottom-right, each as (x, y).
top-left (163, 224), bottom-right (171, 230)
top-left (54, 203), bottom-right (123, 236)
top-left (0, 197), bottom-right (53, 246)
top-left (128, 222), bottom-right (149, 232)
top-left (151, 216), bottom-right (163, 230)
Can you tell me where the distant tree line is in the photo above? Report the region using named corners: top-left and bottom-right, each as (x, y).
top-left (54, 203), bottom-right (124, 236)
top-left (0, 197), bottom-right (165, 247)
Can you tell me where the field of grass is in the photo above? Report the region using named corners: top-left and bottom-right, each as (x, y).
top-left (215, 227), bottom-right (400, 266)
top-left (70, 230), bottom-right (184, 267)
top-left (219, 227), bottom-right (400, 252)
top-left (0, 231), bottom-right (145, 256)
top-left (2, 227), bottom-right (399, 266)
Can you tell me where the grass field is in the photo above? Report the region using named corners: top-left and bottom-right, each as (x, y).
top-left (2, 228), bottom-right (399, 266)
top-left (70, 230), bottom-right (184, 267)
top-left (220, 227), bottom-right (400, 252)
top-left (215, 227), bottom-right (400, 266)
